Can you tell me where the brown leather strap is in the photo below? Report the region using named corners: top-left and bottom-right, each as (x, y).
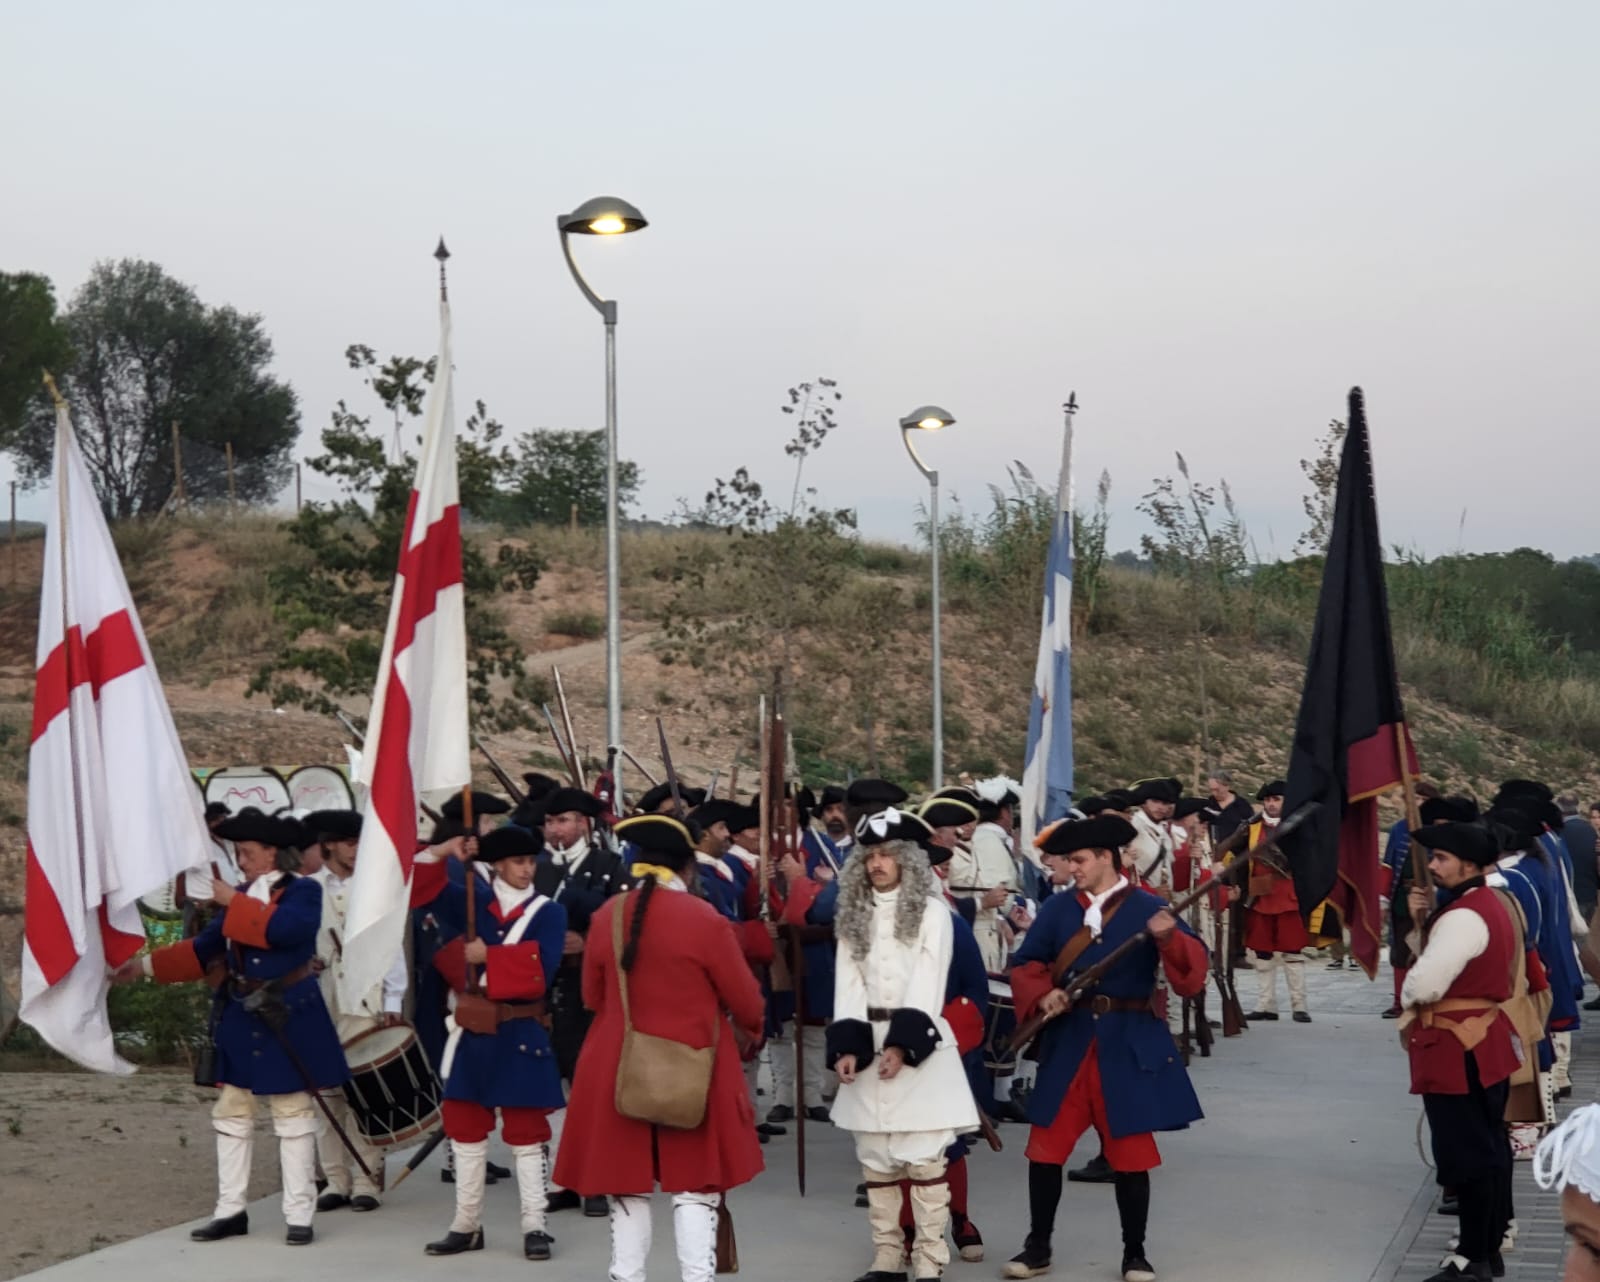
top-left (1049, 886), bottom-right (1132, 984)
top-left (866, 1007), bottom-right (893, 1021)
top-left (1084, 995), bottom-right (1152, 1015)
top-left (235, 961), bottom-right (315, 994)
top-left (494, 1000), bottom-right (548, 1024)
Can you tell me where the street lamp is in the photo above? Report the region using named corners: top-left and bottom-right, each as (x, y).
top-left (899, 405), bottom-right (956, 786)
top-left (558, 196), bottom-right (648, 801)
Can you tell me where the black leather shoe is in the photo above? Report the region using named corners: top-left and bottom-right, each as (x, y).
top-left (583, 1195), bottom-right (608, 1218)
top-left (523, 1230), bottom-right (554, 1261)
top-left (1246, 1011), bottom-right (1279, 1022)
top-left (805, 1105), bottom-right (831, 1124)
top-left (190, 1212), bottom-right (248, 1242)
top-left (1381, 1005), bottom-right (1402, 1019)
top-left (1292, 1011), bottom-right (1312, 1023)
top-left (1067, 1154), bottom-right (1114, 1184)
top-left (854, 1181), bottom-right (869, 1208)
top-left (1559, 1085), bottom-right (1574, 1100)
top-left (350, 1195), bottom-right (379, 1212)
top-left (850, 1272), bottom-right (909, 1282)
top-left (1584, 995), bottom-right (1600, 1011)
top-left (487, 1161), bottom-right (511, 1179)
top-left (756, 1122), bottom-right (787, 1137)
top-left (316, 1192), bottom-right (351, 1212)
top-left (1422, 1258), bottom-right (1490, 1281)
top-left (545, 1189), bottom-right (582, 1213)
top-left (285, 1225), bottom-right (314, 1246)
top-left (766, 1104), bottom-right (794, 1124)
top-left (425, 1228), bottom-right (485, 1255)
top-left (1001, 1241), bottom-right (1053, 1278)
top-left (1490, 1249), bottom-right (1505, 1278)
top-left (1122, 1254), bottom-right (1156, 1281)
top-left (1437, 1195), bottom-right (1460, 1215)
top-left (953, 1213), bottom-right (984, 1262)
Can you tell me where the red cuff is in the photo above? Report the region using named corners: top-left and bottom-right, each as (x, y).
top-left (783, 878), bottom-right (822, 926)
top-left (150, 940), bottom-right (205, 984)
top-left (1157, 928), bottom-right (1209, 997)
top-left (410, 860), bottom-right (449, 909)
top-left (222, 895), bottom-right (274, 949)
top-left (484, 943), bottom-right (546, 1002)
top-left (1526, 950), bottom-right (1549, 995)
top-left (738, 920), bottom-right (775, 966)
top-left (433, 937), bottom-right (469, 993)
top-left (942, 995), bottom-right (985, 1056)
top-left (1010, 959), bottom-right (1055, 1024)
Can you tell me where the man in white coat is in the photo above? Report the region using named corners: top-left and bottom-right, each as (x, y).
top-left (829, 809), bottom-right (980, 1282)
top-left (306, 810), bottom-right (408, 1212)
top-left (949, 778), bottom-right (1022, 972)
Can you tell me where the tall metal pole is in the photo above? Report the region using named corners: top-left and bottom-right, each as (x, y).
top-left (929, 469), bottom-right (943, 785)
top-left (603, 301), bottom-right (622, 782)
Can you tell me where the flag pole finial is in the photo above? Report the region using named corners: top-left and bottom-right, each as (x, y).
top-left (434, 237), bottom-right (451, 302)
top-left (1064, 391), bottom-right (1078, 415)
top-left (41, 370), bottom-right (65, 409)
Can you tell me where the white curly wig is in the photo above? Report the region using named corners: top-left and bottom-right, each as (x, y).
top-left (835, 838), bottom-right (938, 961)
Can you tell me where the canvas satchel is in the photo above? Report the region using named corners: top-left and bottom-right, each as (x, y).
top-left (611, 891), bottom-right (716, 1129)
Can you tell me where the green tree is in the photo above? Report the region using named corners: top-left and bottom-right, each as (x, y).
top-left (14, 260), bottom-right (298, 517)
top-left (1296, 418), bottom-right (1348, 556)
top-left (248, 345), bottom-right (544, 730)
top-left (500, 428), bottom-right (642, 525)
top-left (0, 272), bottom-right (72, 445)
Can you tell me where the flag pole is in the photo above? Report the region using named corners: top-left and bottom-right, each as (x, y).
top-left (1392, 722), bottom-right (1432, 914)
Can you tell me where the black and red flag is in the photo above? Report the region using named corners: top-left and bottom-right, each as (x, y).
top-left (1278, 387), bottom-right (1417, 980)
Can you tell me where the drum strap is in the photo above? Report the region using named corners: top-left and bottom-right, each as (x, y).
top-left (1049, 888), bottom-right (1131, 985)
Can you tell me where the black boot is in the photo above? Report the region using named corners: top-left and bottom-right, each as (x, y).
top-left (425, 1227), bottom-right (485, 1256)
top-left (285, 1225), bottom-right (314, 1246)
top-left (487, 1160), bottom-right (511, 1179)
top-left (1116, 1171), bottom-right (1153, 1280)
top-left (1000, 1237), bottom-right (1053, 1278)
top-left (1068, 1153), bottom-right (1114, 1183)
top-left (545, 1189), bottom-right (581, 1213)
top-left (316, 1192), bottom-right (351, 1212)
top-left (523, 1230), bottom-right (554, 1260)
top-left (189, 1212), bottom-right (248, 1242)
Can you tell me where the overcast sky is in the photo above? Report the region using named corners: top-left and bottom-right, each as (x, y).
top-left (6, 1), bottom-right (1596, 558)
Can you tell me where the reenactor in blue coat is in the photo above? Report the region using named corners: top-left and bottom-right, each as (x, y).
top-left (114, 810), bottom-right (349, 1246)
top-left (1002, 815), bottom-right (1209, 1282)
top-left (414, 825), bottom-right (568, 1261)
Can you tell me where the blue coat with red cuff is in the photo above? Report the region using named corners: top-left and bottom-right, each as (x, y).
top-left (426, 871), bottom-right (568, 1110)
top-left (149, 875), bottom-right (348, 1095)
top-left (1010, 884), bottom-right (1206, 1138)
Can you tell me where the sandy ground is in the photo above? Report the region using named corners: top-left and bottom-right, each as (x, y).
top-left (0, 1069), bottom-right (285, 1282)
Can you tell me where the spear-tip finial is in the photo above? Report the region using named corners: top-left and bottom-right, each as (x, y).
top-left (1065, 391), bottom-right (1078, 414)
top-left (41, 370), bottom-right (65, 409)
top-left (434, 236), bottom-right (451, 301)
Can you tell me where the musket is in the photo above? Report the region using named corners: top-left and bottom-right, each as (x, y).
top-left (705, 769), bottom-right (721, 802)
top-left (552, 667), bottom-right (586, 789)
top-left (774, 708), bottom-right (807, 1196)
top-left (1009, 804), bottom-right (1318, 1053)
top-left (656, 717), bottom-right (687, 818)
top-left (333, 708), bottom-right (443, 824)
top-left (389, 1126), bottom-right (447, 1189)
top-left (620, 748), bottom-right (661, 789)
top-left (756, 697), bottom-right (771, 919)
top-left (471, 732), bottom-right (526, 806)
top-left (541, 703), bottom-right (581, 785)
top-left (462, 787), bottom-right (481, 995)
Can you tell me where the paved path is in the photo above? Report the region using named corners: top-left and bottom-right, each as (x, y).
top-left (13, 960), bottom-right (1580, 1282)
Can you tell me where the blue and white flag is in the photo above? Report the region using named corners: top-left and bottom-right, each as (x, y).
top-left (1019, 398), bottom-right (1076, 861)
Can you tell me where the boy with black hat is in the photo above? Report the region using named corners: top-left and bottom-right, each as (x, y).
top-left (1243, 781), bottom-right (1311, 1024)
top-left (1402, 822), bottom-right (1521, 1282)
top-left (1126, 778), bottom-right (1179, 894)
top-left (113, 811), bottom-right (348, 1246)
top-left (418, 826), bottom-right (568, 1261)
top-left (957, 777), bottom-right (1023, 972)
top-left (1002, 815), bottom-right (1208, 1282)
top-left (306, 809), bottom-right (404, 1213)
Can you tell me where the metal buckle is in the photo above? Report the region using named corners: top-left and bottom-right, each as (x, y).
top-left (1089, 994), bottom-right (1112, 1016)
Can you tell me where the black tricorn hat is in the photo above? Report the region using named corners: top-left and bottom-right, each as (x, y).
top-left (819, 785), bottom-right (848, 808)
top-left (614, 813), bottom-right (695, 863)
top-left (1412, 821), bottom-right (1499, 869)
top-left (1484, 806), bottom-right (1538, 851)
top-left (475, 825), bottom-right (544, 863)
top-left (543, 787), bottom-right (601, 820)
top-left (304, 809), bottom-right (362, 842)
top-left (1101, 788), bottom-right (1135, 812)
top-left (926, 785), bottom-right (982, 808)
top-left (204, 801), bottom-right (231, 821)
top-left (919, 798), bottom-right (981, 829)
top-left (1075, 795), bottom-right (1112, 816)
top-left (1255, 780), bottom-right (1288, 802)
top-left (847, 778), bottom-right (910, 809)
top-left (215, 808), bottom-right (295, 848)
top-left (1129, 778), bottom-right (1179, 806)
top-left (689, 799), bottom-right (745, 832)
top-left (440, 790), bottom-right (511, 822)
top-left (1036, 814), bottom-right (1138, 856)
top-left (723, 804), bottom-right (760, 836)
top-left (637, 782), bottom-right (707, 814)
top-left (1420, 795), bottom-right (1479, 826)
top-left (855, 807), bottom-right (936, 851)
top-left (1495, 779), bottom-right (1553, 805)
top-left (521, 773), bottom-right (562, 799)
top-left (1173, 797), bottom-right (1211, 821)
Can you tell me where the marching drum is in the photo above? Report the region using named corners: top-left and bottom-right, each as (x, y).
top-left (341, 1023), bottom-right (442, 1147)
top-left (983, 975), bottom-right (1018, 1078)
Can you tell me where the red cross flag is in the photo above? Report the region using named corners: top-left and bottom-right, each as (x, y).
top-left (21, 394), bottom-right (213, 1072)
top-left (338, 296), bottom-right (470, 1009)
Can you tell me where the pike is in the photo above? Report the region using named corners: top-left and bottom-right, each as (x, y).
top-left (541, 703), bottom-right (580, 785)
top-left (655, 717), bottom-right (687, 818)
top-left (768, 704), bottom-right (808, 1196)
top-left (471, 732), bottom-right (525, 805)
top-left (334, 709), bottom-right (444, 824)
top-left (1009, 803), bottom-right (1319, 1053)
top-left (552, 667), bottom-right (586, 789)
top-left (620, 748), bottom-right (660, 788)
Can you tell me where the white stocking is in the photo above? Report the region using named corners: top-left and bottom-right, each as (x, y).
top-left (672, 1192), bottom-right (719, 1282)
top-left (609, 1194), bottom-right (652, 1282)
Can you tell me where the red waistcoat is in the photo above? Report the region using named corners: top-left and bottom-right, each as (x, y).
top-left (1408, 885), bottom-right (1520, 1096)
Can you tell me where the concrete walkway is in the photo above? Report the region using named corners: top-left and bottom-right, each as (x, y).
top-left (13, 961), bottom-right (1577, 1282)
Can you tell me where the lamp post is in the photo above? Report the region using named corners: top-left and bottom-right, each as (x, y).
top-left (557, 196), bottom-right (648, 800)
top-left (899, 405), bottom-right (956, 786)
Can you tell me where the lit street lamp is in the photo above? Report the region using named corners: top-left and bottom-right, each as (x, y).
top-left (557, 196), bottom-right (648, 801)
top-left (899, 405), bottom-right (956, 786)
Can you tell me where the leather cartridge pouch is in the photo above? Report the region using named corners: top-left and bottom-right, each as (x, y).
top-left (453, 991), bottom-right (501, 1036)
top-left (612, 891), bottom-right (716, 1130)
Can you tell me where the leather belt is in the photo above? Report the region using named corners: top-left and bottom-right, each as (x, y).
top-left (867, 1007), bottom-right (895, 1022)
top-left (233, 962), bottom-right (314, 995)
top-left (491, 1000), bottom-right (548, 1025)
top-left (1085, 995), bottom-right (1151, 1016)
